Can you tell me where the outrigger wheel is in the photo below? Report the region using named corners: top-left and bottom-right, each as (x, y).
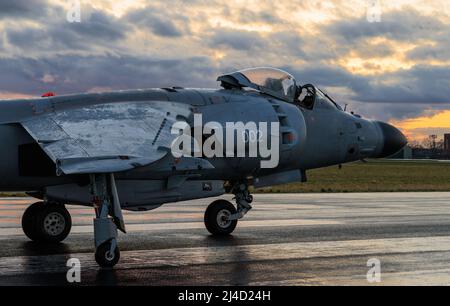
top-left (22, 202), bottom-right (72, 243)
top-left (204, 199), bottom-right (238, 236)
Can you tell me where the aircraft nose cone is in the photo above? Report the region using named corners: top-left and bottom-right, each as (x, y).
top-left (376, 121), bottom-right (408, 158)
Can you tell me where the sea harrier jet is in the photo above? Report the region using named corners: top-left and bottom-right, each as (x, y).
top-left (0, 67), bottom-right (407, 267)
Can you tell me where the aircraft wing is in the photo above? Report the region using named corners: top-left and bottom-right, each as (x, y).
top-left (20, 101), bottom-right (191, 175)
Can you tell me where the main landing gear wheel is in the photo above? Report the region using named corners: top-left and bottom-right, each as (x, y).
top-left (204, 200), bottom-right (238, 236)
top-left (22, 202), bottom-right (72, 243)
top-left (95, 240), bottom-right (120, 268)
top-left (22, 202), bottom-right (42, 241)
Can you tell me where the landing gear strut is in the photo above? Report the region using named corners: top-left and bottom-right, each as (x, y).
top-left (229, 183), bottom-right (253, 221)
top-left (22, 201), bottom-right (72, 243)
top-left (90, 173), bottom-right (126, 268)
top-left (204, 182), bottom-right (253, 236)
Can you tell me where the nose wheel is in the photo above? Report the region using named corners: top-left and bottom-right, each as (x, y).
top-left (204, 182), bottom-right (253, 236)
top-left (22, 202), bottom-right (72, 243)
top-left (95, 240), bottom-right (120, 268)
top-left (204, 200), bottom-right (238, 235)
top-left (90, 173), bottom-right (126, 268)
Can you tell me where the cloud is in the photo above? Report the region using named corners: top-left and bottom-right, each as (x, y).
top-left (0, 0), bottom-right (48, 18)
top-left (347, 101), bottom-right (438, 122)
top-left (316, 8), bottom-right (448, 68)
top-left (228, 7), bottom-right (283, 25)
top-left (5, 8), bottom-right (129, 53)
top-left (287, 61), bottom-right (450, 121)
top-left (407, 44), bottom-right (450, 62)
top-left (209, 29), bottom-right (265, 50)
top-left (289, 65), bottom-right (371, 97)
top-left (406, 27), bottom-right (450, 62)
top-left (125, 7), bottom-right (190, 37)
top-left (324, 9), bottom-right (444, 44)
top-left (373, 65), bottom-right (450, 103)
top-left (285, 8), bottom-right (450, 110)
top-left (67, 10), bottom-right (129, 40)
top-left (0, 0), bottom-right (449, 130)
top-left (0, 54), bottom-right (216, 96)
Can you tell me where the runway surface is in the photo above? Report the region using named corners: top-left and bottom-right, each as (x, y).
top-left (1, 192), bottom-right (450, 286)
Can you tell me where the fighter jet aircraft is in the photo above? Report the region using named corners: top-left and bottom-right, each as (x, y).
top-left (0, 67), bottom-right (407, 267)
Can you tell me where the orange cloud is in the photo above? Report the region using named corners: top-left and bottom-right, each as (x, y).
top-left (391, 110), bottom-right (450, 140)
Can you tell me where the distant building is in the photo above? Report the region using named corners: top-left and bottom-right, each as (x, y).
top-left (445, 134), bottom-right (450, 155)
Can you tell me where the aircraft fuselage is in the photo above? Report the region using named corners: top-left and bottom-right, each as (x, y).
top-left (0, 87), bottom-right (405, 209)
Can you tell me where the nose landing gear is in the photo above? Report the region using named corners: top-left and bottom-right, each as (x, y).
top-left (204, 200), bottom-right (238, 235)
top-left (90, 173), bottom-right (126, 268)
top-left (204, 182), bottom-right (253, 236)
top-left (95, 239), bottom-right (120, 268)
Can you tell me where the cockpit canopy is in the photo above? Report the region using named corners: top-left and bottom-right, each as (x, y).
top-left (217, 67), bottom-right (298, 102)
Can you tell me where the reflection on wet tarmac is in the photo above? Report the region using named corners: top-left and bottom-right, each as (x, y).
top-left (1, 193), bottom-right (450, 285)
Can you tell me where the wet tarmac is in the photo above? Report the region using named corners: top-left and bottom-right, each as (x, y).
top-left (1, 192), bottom-right (450, 285)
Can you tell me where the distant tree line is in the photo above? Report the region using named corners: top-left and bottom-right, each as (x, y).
top-left (408, 135), bottom-right (449, 159)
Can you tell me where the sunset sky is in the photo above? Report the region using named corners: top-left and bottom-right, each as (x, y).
top-left (0, 0), bottom-right (449, 141)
